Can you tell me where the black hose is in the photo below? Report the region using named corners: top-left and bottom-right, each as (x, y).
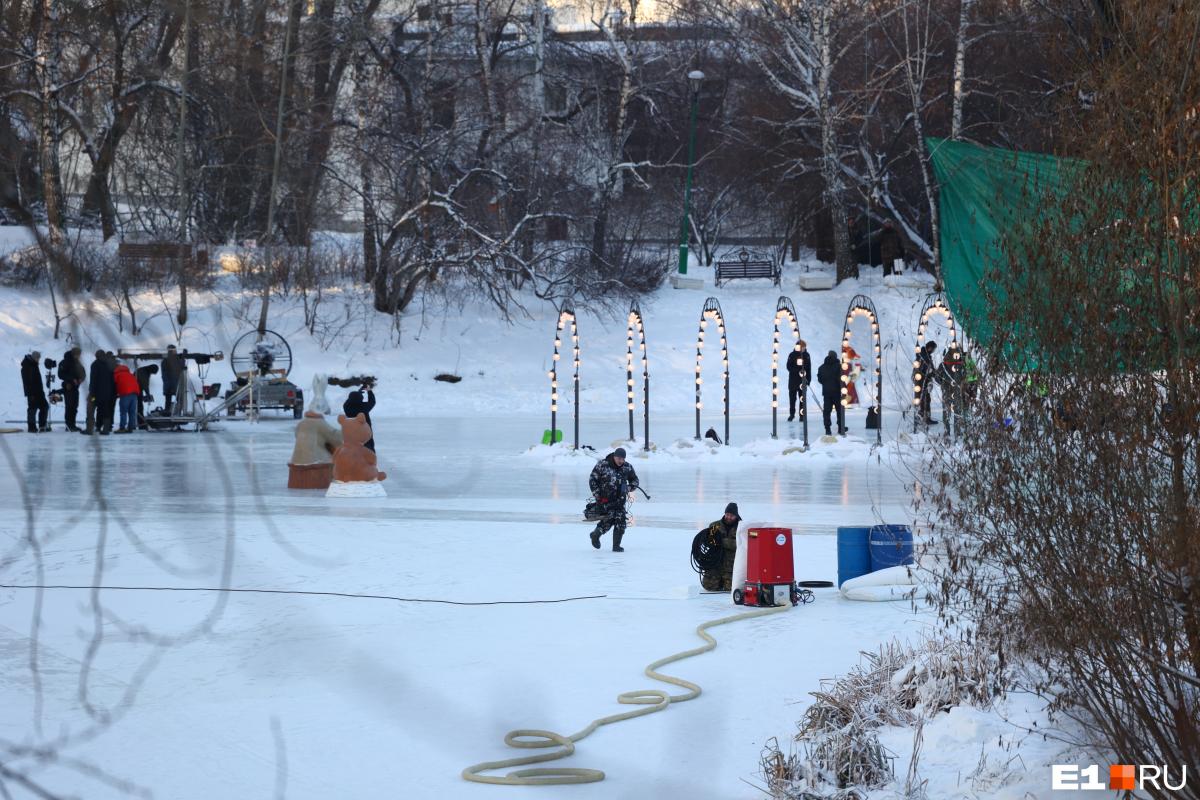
top-left (690, 530), bottom-right (723, 574)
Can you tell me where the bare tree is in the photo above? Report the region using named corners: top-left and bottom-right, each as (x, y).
top-left (928, 3), bottom-right (1200, 794)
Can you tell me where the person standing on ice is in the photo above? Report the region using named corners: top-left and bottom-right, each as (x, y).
top-left (785, 341), bottom-right (811, 422)
top-left (915, 341), bottom-right (938, 426)
top-left (588, 447), bottom-right (639, 552)
top-left (84, 350), bottom-right (116, 435)
top-left (699, 503), bottom-right (741, 591)
top-left (113, 362), bottom-right (140, 433)
top-left (21, 351), bottom-right (48, 433)
top-left (342, 383), bottom-right (377, 452)
top-left (161, 345), bottom-right (184, 414)
top-left (58, 346), bottom-right (85, 431)
top-left (817, 351), bottom-right (847, 436)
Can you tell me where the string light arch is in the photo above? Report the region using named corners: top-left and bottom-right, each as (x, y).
top-left (695, 297), bottom-right (730, 445)
top-left (912, 294), bottom-right (959, 433)
top-left (626, 300), bottom-right (649, 450)
top-left (771, 296), bottom-right (806, 446)
top-left (548, 303), bottom-right (580, 450)
top-left (841, 294), bottom-right (883, 446)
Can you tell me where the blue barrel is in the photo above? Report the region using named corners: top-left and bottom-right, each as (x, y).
top-left (869, 524), bottom-right (914, 571)
top-left (837, 527), bottom-right (872, 587)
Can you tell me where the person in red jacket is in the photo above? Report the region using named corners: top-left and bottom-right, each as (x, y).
top-left (113, 363), bottom-right (140, 433)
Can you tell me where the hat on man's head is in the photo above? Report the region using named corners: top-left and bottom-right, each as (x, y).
top-left (613, 447), bottom-right (627, 459)
top-left (725, 502), bottom-right (740, 519)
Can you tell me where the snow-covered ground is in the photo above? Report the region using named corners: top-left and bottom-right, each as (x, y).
top-left (0, 239), bottom-right (1091, 798)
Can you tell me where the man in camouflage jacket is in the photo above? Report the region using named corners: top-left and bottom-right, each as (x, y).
top-left (700, 503), bottom-right (741, 591)
top-left (588, 447), bottom-right (639, 552)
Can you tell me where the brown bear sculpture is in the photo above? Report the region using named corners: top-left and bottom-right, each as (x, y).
top-left (332, 413), bottom-right (387, 483)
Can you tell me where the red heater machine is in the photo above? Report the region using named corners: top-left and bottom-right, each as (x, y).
top-left (733, 527), bottom-right (811, 607)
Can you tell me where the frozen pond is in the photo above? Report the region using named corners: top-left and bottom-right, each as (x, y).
top-left (0, 412), bottom-right (931, 799)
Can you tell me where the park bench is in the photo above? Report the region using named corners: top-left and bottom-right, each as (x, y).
top-left (117, 241), bottom-right (207, 279)
top-left (715, 248), bottom-right (780, 287)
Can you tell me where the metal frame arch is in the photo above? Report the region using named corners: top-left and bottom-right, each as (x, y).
top-left (912, 293), bottom-right (959, 433)
top-left (771, 296), bottom-right (806, 446)
top-left (549, 302), bottom-right (580, 450)
top-left (695, 297), bottom-right (730, 445)
top-left (626, 300), bottom-right (650, 450)
top-left (840, 294), bottom-right (883, 446)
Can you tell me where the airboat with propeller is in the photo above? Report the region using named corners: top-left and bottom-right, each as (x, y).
top-left (221, 329), bottom-right (304, 419)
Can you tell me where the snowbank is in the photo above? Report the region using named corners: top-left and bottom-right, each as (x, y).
top-left (0, 230), bottom-right (947, 433)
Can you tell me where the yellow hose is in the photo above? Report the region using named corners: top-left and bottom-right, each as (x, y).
top-left (461, 602), bottom-right (790, 785)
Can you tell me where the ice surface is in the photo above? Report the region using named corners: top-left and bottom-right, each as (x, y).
top-left (0, 411), bottom-right (934, 798)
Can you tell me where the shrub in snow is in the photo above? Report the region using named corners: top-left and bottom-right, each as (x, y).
top-left (761, 636), bottom-right (1004, 799)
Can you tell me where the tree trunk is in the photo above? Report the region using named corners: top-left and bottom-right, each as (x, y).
top-left (590, 195), bottom-right (609, 269)
top-left (289, 0), bottom-right (383, 245)
top-left (177, 0), bottom-right (191, 326)
top-left (816, 5), bottom-right (855, 282)
top-left (950, 0), bottom-right (975, 140)
top-left (37, 0), bottom-right (63, 249)
top-left (361, 161), bottom-right (378, 284)
top-left (257, 0), bottom-right (302, 335)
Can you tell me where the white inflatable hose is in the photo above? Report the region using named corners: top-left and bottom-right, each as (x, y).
top-left (461, 602), bottom-right (790, 785)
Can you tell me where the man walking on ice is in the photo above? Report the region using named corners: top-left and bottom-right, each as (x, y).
top-left (587, 447), bottom-right (640, 552)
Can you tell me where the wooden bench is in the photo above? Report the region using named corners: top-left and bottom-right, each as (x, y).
top-left (117, 242), bottom-right (208, 280)
top-left (715, 248), bottom-right (780, 287)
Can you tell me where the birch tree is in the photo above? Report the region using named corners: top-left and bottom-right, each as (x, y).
top-left (732, 0), bottom-right (860, 281)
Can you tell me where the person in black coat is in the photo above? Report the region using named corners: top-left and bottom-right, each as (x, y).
top-left (587, 447), bottom-right (640, 552)
top-left (85, 349), bottom-right (116, 435)
top-left (161, 345), bottom-right (184, 413)
top-left (57, 346), bottom-right (86, 431)
top-left (785, 340), bottom-right (812, 422)
top-left (816, 350), bottom-right (847, 436)
top-left (21, 351), bottom-right (49, 433)
top-left (915, 341), bottom-right (938, 426)
top-left (342, 386), bottom-right (377, 452)
top-left (136, 363), bottom-right (159, 428)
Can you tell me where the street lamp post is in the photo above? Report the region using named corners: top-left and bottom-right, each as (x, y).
top-left (677, 69), bottom-right (705, 275)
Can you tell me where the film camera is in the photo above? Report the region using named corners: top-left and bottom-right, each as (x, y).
top-left (43, 358), bottom-right (64, 404)
top-left (328, 375), bottom-right (377, 390)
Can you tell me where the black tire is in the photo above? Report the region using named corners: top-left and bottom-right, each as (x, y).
top-left (797, 580), bottom-right (834, 588)
top-left (732, 588), bottom-right (744, 606)
top-left (293, 400), bottom-right (303, 419)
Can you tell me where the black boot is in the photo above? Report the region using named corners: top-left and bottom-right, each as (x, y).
top-left (612, 529), bottom-right (624, 552)
top-left (589, 526), bottom-right (602, 549)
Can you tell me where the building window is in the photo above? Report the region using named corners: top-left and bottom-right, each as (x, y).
top-left (430, 80), bottom-right (456, 128)
top-left (544, 82), bottom-right (567, 114)
top-left (545, 217), bottom-right (569, 241)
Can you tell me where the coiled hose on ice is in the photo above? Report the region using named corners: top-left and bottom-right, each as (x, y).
top-left (461, 603), bottom-right (789, 786)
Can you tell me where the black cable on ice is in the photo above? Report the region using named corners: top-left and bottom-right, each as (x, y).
top-left (0, 584), bottom-right (606, 606)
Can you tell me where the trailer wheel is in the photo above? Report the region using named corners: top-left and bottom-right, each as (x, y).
top-left (732, 588), bottom-right (744, 606)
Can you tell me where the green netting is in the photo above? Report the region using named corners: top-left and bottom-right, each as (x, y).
top-left (927, 137), bottom-right (1084, 350)
top-left (928, 137), bottom-right (1198, 371)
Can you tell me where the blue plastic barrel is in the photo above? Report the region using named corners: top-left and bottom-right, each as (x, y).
top-left (869, 524), bottom-right (915, 571)
top-left (837, 527), bottom-right (872, 587)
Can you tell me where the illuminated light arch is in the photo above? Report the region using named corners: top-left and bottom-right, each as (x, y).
top-left (548, 303), bottom-right (580, 450)
top-left (695, 297), bottom-right (730, 445)
top-left (626, 300), bottom-right (650, 451)
top-left (840, 294), bottom-right (883, 446)
top-left (912, 294), bottom-right (959, 433)
top-left (771, 296), bottom-right (806, 446)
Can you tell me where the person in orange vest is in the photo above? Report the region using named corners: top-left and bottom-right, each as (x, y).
top-left (113, 362), bottom-right (140, 433)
